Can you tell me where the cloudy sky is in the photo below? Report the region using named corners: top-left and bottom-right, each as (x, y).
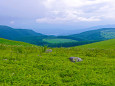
top-left (0, 0), bottom-right (115, 33)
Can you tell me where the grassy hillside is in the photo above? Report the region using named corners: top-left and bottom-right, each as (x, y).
top-left (0, 39), bottom-right (114, 85)
top-left (76, 39), bottom-right (115, 49)
top-left (0, 38), bottom-right (35, 46)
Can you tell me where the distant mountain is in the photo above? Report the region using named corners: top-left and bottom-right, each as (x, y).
top-left (34, 24), bottom-right (115, 35)
top-left (69, 28), bottom-right (115, 41)
top-left (86, 24), bottom-right (115, 31)
top-left (0, 25), bottom-right (44, 40)
top-left (0, 25), bottom-right (115, 47)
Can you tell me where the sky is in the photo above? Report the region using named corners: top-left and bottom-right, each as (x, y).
top-left (0, 0), bottom-right (115, 34)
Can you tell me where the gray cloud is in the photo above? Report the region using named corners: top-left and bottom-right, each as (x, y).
top-left (0, 0), bottom-right (115, 30)
top-left (36, 0), bottom-right (115, 23)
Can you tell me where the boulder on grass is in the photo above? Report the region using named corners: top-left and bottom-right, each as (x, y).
top-left (45, 49), bottom-right (52, 53)
top-left (69, 57), bottom-right (82, 62)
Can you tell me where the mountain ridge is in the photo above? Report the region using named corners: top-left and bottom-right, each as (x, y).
top-left (0, 25), bottom-right (115, 47)
top-left (0, 25), bottom-right (44, 40)
top-left (68, 28), bottom-right (115, 41)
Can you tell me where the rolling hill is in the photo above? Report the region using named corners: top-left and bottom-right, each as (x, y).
top-left (76, 39), bottom-right (115, 49)
top-left (0, 25), bottom-right (44, 40)
top-left (0, 38), bottom-right (35, 46)
top-left (0, 25), bottom-right (92, 47)
top-left (0, 25), bottom-right (115, 47)
top-left (69, 28), bottom-right (115, 41)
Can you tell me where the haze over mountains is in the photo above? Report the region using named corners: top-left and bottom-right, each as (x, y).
top-left (34, 24), bottom-right (115, 36)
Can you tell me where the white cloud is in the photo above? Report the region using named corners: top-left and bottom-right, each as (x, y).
top-left (36, 0), bottom-right (115, 23)
top-left (36, 16), bottom-right (100, 23)
top-left (36, 17), bottom-right (67, 23)
top-left (43, 0), bottom-right (110, 8)
top-left (78, 17), bottom-right (101, 22)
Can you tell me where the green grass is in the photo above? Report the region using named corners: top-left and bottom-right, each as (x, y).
top-left (76, 39), bottom-right (115, 49)
top-left (0, 38), bottom-right (35, 46)
top-left (43, 38), bottom-right (77, 44)
top-left (0, 38), bottom-right (115, 86)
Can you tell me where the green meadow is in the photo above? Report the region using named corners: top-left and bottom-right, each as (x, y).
top-left (76, 39), bottom-right (115, 49)
top-left (0, 38), bottom-right (34, 46)
top-left (43, 38), bottom-right (77, 44)
top-left (0, 38), bottom-right (115, 86)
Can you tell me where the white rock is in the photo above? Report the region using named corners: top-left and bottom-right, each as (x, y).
top-left (69, 57), bottom-right (83, 62)
top-left (45, 49), bottom-right (52, 53)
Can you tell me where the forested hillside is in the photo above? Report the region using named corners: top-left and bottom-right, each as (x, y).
top-left (69, 28), bottom-right (115, 41)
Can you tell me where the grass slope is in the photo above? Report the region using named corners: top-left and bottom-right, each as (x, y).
top-left (0, 38), bottom-right (35, 46)
top-left (0, 39), bottom-right (114, 86)
top-left (76, 39), bottom-right (115, 49)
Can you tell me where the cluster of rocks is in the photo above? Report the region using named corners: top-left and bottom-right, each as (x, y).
top-left (40, 49), bottom-right (83, 62)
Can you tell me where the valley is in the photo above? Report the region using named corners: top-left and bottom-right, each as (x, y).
top-left (1, 0), bottom-right (115, 85)
top-left (0, 25), bottom-right (115, 47)
top-left (0, 25), bottom-right (115, 85)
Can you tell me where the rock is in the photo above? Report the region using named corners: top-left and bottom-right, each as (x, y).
top-left (3, 59), bottom-right (8, 60)
top-left (69, 57), bottom-right (83, 62)
top-left (45, 49), bottom-right (52, 53)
